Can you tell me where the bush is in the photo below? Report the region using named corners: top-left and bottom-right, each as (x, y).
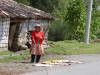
top-left (49, 0), bottom-right (100, 41)
top-left (65, 0), bottom-right (86, 41)
top-left (48, 20), bottom-right (68, 41)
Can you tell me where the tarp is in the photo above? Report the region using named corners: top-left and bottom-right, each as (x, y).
top-left (33, 60), bottom-right (82, 67)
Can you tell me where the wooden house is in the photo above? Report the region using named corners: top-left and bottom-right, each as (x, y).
top-left (0, 0), bottom-right (54, 52)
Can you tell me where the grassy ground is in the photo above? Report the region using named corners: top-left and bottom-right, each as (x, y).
top-left (0, 40), bottom-right (100, 62)
top-left (0, 50), bottom-right (29, 63)
top-left (45, 40), bottom-right (100, 54)
top-left (0, 51), bottom-right (13, 56)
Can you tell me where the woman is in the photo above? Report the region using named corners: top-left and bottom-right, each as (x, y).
top-left (30, 24), bottom-right (44, 63)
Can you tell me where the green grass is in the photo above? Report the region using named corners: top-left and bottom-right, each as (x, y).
top-left (0, 55), bottom-right (23, 62)
top-left (0, 40), bottom-right (100, 62)
top-left (45, 40), bottom-right (100, 55)
top-left (0, 51), bottom-right (13, 56)
top-left (0, 50), bottom-right (30, 63)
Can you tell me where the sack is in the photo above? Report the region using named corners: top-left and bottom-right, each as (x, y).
top-left (30, 44), bottom-right (44, 55)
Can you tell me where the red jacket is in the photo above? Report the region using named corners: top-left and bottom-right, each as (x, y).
top-left (31, 30), bottom-right (44, 44)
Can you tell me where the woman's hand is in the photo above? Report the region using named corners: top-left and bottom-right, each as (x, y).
top-left (40, 37), bottom-right (42, 40)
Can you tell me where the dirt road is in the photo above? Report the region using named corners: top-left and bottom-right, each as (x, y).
top-left (0, 54), bottom-right (100, 75)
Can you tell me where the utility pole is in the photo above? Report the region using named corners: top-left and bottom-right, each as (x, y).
top-left (84, 0), bottom-right (93, 44)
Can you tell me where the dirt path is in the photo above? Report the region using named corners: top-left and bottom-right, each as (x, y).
top-left (0, 54), bottom-right (100, 75)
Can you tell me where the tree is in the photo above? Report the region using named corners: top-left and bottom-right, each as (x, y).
top-left (29, 0), bottom-right (58, 13)
top-left (48, 0), bottom-right (68, 41)
top-left (65, 0), bottom-right (86, 41)
top-left (90, 0), bottom-right (100, 39)
top-left (14, 0), bottom-right (30, 5)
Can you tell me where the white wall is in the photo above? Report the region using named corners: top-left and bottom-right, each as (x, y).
top-left (19, 20), bottom-right (49, 45)
top-left (0, 19), bottom-right (49, 48)
top-left (0, 18), bottom-right (10, 48)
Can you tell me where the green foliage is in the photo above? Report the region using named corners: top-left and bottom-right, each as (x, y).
top-left (48, 20), bottom-right (68, 41)
top-left (49, 0), bottom-right (86, 41)
top-left (49, 0), bottom-right (100, 41)
top-left (14, 0), bottom-right (30, 5)
top-left (48, 0), bottom-right (68, 41)
top-left (96, 30), bottom-right (100, 39)
top-left (65, 0), bottom-right (86, 41)
top-left (13, 0), bottom-right (100, 41)
top-left (90, 1), bottom-right (100, 39)
top-left (96, 0), bottom-right (100, 5)
top-left (29, 0), bottom-right (58, 13)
